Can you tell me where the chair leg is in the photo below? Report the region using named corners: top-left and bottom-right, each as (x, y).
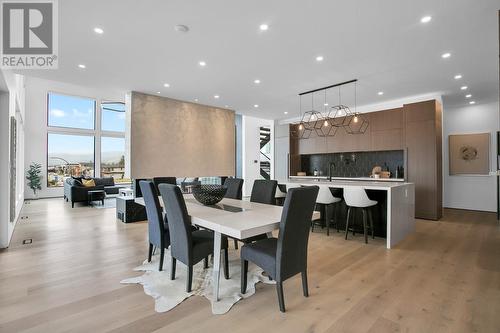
top-left (345, 207), bottom-right (351, 240)
top-left (223, 248), bottom-right (229, 279)
top-left (301, 270), bottom-right (309, 297)
top-left (186, 265), bottom-right (193, 292)
top-left (159, 247), bottom-right (165, 271)
top-left (241, 259), bottom-right (248, 294)
top-left (71, 201), bottom-right (74, 208)
top-left (148, 243), bottom-right (153, 262)
top-left (233, 239), bottom-right (239, 250)
top-left (276, 282), bottom-right (286, 312)
top-left (362, 209), bottom-right (368, 244)
top-left (204, 256), bottom-right (209, 269)
top-left (170, 258), bottom-right (176, 280)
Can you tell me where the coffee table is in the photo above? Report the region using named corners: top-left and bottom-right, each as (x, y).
top-left (88, 190), bottom-right (106, 206)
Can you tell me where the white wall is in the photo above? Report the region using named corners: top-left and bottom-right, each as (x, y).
top-left (443, 101), bottom-right (499, 212)
top-left (24, 76), bottom-right (124, 199)
top-left (241, 115), bottom-right (274, 197)
top-left (274, 123), bottom-right (289, 181)
top-left (0, 71), bottom-right (26, 248)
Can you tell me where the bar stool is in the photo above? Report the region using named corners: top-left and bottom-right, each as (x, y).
top-left (343, 187), bottom-right (377, 244)
top-left (312, 185), bottom-right (341, 235)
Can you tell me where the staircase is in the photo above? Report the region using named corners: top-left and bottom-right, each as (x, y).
top-left (260, 127), bottom-right (271, 180)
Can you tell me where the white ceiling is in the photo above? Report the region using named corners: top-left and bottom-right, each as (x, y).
top-left (16, 0), bottom-right (499, 119)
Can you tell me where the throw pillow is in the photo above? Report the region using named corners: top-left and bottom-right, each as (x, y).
top-left (82, 179), bottom-right (96, 187)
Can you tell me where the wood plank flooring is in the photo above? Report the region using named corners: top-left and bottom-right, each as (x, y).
top-left (0, 199), bottom-right (499, 333)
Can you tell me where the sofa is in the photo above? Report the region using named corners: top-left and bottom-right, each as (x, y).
top-left (64, 177), bottom-right (120, 207)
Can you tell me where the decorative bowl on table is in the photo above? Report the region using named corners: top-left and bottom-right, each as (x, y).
top-left (191, 184), bottom-right (227, 205)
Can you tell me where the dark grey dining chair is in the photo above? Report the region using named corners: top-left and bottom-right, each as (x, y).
top-left (139, 180), bottom-right (170, 271)
top-left (250, 179), bottom-right (277, 205)
top-left (240, 179), bottom-right (278, 244)
top-left (240, 185), bottom-right (319, 312)
top-left (223, 177), bottom-right (244, 249)
top-left (152, 177), bottom-right (177, 194)
top-left (224, 178), bottom-right (244, 200)
top-left (158, 183), bottom-right (230, 292)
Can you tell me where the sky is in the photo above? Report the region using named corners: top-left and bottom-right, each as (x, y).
top-left (47, 94), bottom-right (125, 166)
top-left (48, 94), bottom-right (125, 132)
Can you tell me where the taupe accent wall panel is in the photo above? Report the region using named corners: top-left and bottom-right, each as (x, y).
top-left (130, 92), bottom-right (235, 178)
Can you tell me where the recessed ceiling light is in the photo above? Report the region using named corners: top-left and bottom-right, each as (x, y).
top-left (254, 79), bottom-right (261, 84)
top-left (316, 55), bottom-right (324, 62)
top-left (156, 91), bottom-right (161, 94)
top-left (163, 83), bottom-right (170, 88)
top-left (284, 111), bottom-right (288, 115)
top-left (420, 16), bottom-right (432, 23)
top-left (225, 105), bottom-right (229, 108)
top-left (94, 27), bottom-right (104, 34)
top-left (194, 98), bottom-right (198, 102)
top-left (78, 64), bottom-right (86, 69)
top-left (199, 61), bottom-right (206, 67)
top-left (378, 91), bottom-right (384, 96)
top-left (254, 104), bottom-right (259, 108)
top-left (460, 86), bottom-right (467, 90)
top-left (174, 24), bottom-right (189, 33)
top-left (454, 74), bottom-right (462, 80)
top-left (259, 24), bottom-right (269, 31)
top-left (214, 95), bottom-right (219, 99)
top-left (324, 103), bottom-right (328, 106)
top-left (441, 52), bottom-right (451, 59)
top-left (465, 94), bottom-right (472, 98)
top-left (469, 101), bottom-right (476, 105)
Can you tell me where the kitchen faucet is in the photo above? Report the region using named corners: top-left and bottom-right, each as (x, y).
top-left (328, 162), bottom-right (336, 181)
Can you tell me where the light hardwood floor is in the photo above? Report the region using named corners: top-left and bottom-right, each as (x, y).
top-left (0, 198), bottom-right (499, 333)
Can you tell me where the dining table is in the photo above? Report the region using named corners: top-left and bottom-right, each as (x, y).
top-left (135, 194), bottom-right (285, 302)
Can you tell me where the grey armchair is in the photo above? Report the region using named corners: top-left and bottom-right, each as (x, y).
top-left (240, 185), bottom-right (319, 312)
top-left (158, 183), bottom-right (230, 292)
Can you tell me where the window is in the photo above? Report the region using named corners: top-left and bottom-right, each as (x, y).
top-left (101, 102), bottom-right (125, 132)
top-left (101, 137), bottom-right (129, 183)
top-left (47, 133), bottom-right (95, 187)
top-left (48, 93), bottom-right (95, 130)
top-left (46, 93), bottom-right (127, 187)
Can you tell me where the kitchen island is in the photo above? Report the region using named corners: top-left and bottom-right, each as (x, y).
top-left (279, 178), bottom-right (415, 249)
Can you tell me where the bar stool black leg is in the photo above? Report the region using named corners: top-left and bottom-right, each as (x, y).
top-left (368, 208), bottom-right (375, 239)
top-left (362, 208), bottom-right (368, 244)
top-left (345, 207), bottom-right (351, 240)
top-left (326, 204), bottom-right (330, 236)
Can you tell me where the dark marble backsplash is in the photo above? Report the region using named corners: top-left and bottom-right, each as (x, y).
top-left (300, 150), bottom-right (404, 178)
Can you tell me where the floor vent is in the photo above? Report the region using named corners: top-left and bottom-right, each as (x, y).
top-left (22, 239), bottom-right (32, 245)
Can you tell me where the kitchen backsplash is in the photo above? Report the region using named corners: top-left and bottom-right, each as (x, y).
top-left (299, 150), bottom-right (404, 178)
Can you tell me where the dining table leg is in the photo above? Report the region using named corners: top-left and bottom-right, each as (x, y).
top-left (212, 231), bottom-right (222, 302)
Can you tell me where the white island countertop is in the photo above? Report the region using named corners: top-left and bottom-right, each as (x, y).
top-left (279, 178), bottom-right (415, 249)
top-left (282, 178), bottom-right (413, 190)
top-left (289, 175), bottom-right (406, 183)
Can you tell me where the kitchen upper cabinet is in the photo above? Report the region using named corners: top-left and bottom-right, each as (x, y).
top-left (369, 108), bottom-right (404, 151)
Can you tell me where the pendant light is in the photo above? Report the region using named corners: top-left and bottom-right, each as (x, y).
top-left (344, 81), bottom-right (369, 134)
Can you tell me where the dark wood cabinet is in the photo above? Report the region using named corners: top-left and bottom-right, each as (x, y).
top-left (404, 100), bottom-right (442, 220)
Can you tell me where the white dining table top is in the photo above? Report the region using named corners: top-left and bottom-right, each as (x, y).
top-left (135, 195), bottom-right (284, 240)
